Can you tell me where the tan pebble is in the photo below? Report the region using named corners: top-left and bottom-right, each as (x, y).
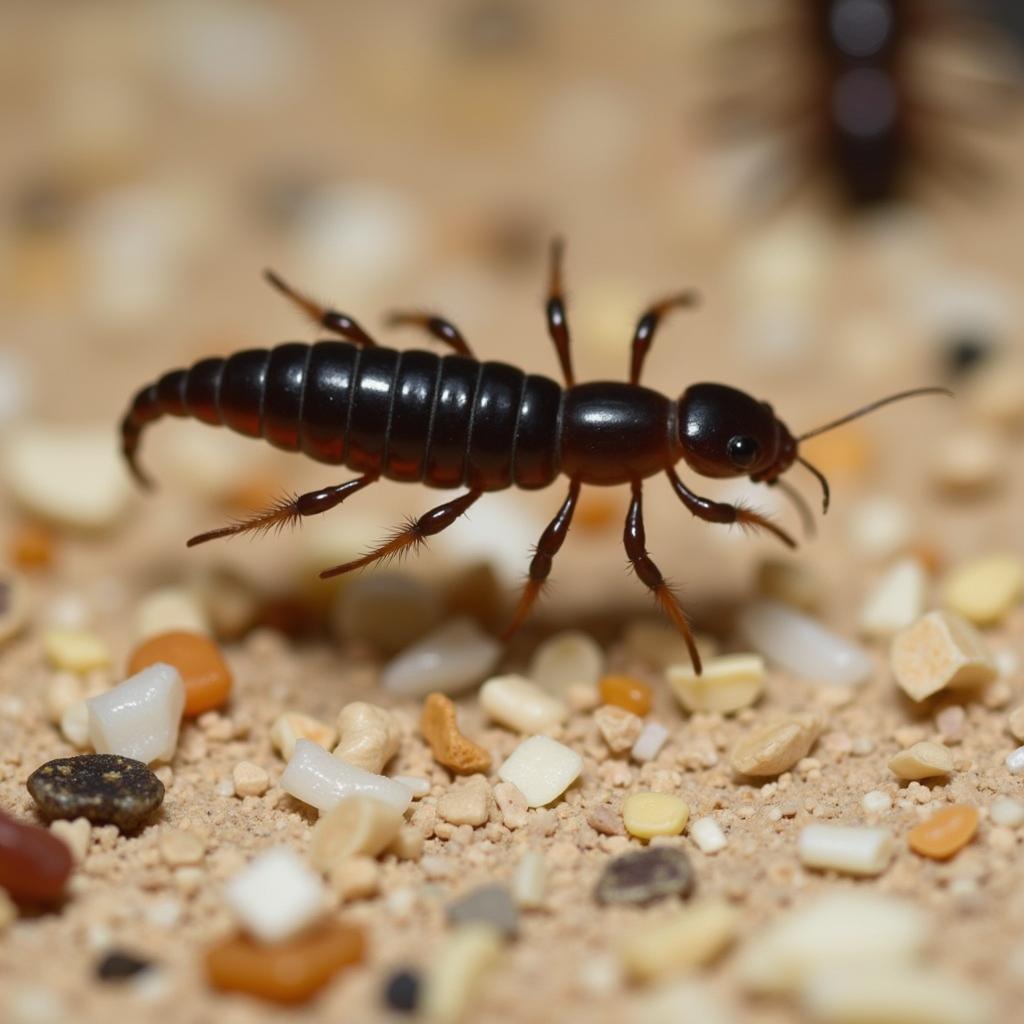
top-left (890, 611), bottom-right (996, 702)
top-left (935, 705), bottom-right (966, 743)
top-left (492, 781), bottom-right (529, 830)
top-left (593, 705), bottom-right (644, 754)
top-left (50, 817), bottom-right (91, 862)
top-left (931, 429), bottom-right (1000, 496)
top-left (858, 559), bottom-right (927, 638)
top-left (0, 574), bottom-right (32, 647)
top-left (889, 741), bottom-right (954, 781)
top-left (134, 586), bottom-right (209, 641)
top-left (622, 620), bottom-right (718, 668)
top-left (479, 675), bottom-right (568, 734)
top-left (731, 714), bottom-right (822, 777)
top-left (328, 856), bottom-right (380, 901)
top-left (618, 900), bottom-right (738, 983)
top-left (437, 777), bottom-right (492, 827)
top-left (566, 682), bottom-right (600, 712)
top-left (983, 679), bottom-right (1012, 710)
top-left (387, 825), bottom-right (424, 862)
top-left (310, 796), bottom-right (403, 870)
top-left (1008, 705), bottom-right (1024, 742)
top-left (420, 692), bottom-right (491, 775)
top-left (158, 828), bottom-right (204, 867)
top-left (966, 359), bottom-right (1024, 429)
top-left (512, 849), bottom-right (547, 909)
top-left (668, 654), bottom-right (764, 714)
top-left (587, 803), bottom-right (625, 837)
top-left (232, 761), bottom-right (270, 798)
top-left (908, 805), bottom-right (978, 860)
top-left (43, 629), bottom-right (109, 673)
top-left (529, 631), bottom-right (604, 693)
top-left (43, 673), bottom-right (84, 725)
top-left (423, 924), bottom-right (502, 1024)
top-left (60, 700), bottom-right (91, 748)
top-left (333, 702), bottom-right (401, 774)
top-left (270, 712), bottom-right (337, 761)
top-left (942, 554), bottom-right (1024, 627)
top-left (756, 559), bottom-right (821, 613)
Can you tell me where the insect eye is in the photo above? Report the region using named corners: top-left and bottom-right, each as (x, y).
top-left (727, 435), bottom-right (760, 468)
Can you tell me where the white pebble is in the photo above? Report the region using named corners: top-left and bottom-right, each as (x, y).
top-left (990, 796), bottom-right (1024, 828)
top-left (802, 965), bottom-right (992, 1024)
top-left (280, 739), bottom-right (411, 814)
top-left (391, 775), bottom-right (430, 798)
top-left (737, 891), bottom-right (929, 995)
top-left (4, 426), bottom-right (133, 530)
top-left (479, 674), bottom-right (568, 734)
top-left (630, 721), bottom-right (669, 763)
top-left (60, 701), bottom-right (92, 749)
top-left (858, 559), bottom-right (927, 638)
top-left (847, 496), bottom-right (912, 561)
top-left (381, 618), bottom-right (501, 697)
top-left (737, 600), bottom-right (873, 687)
top-left (862, 790), bottom-right (893, 814)
top-left (689, 816), bottom-right (727, 855)
top-left (224, 847), bottom-right (325, 944)
top-left (797, 824), bottom-right (894, 877)
top-left (86, 663), bottom-right (185, 764)
top-left (498, 735), bottom-right (582, 808)
top-left (529, 631), bottom-right (604, 693)
top-left (1005, 746), bottom-right (1024, 775)
top-left (512, 849), bottom-right (547, 909)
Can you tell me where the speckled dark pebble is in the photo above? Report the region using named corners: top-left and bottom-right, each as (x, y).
top-left (96, 950), bottom-right (152, 981)
top-left (944, 333), bottom-right (994, 378)
top-left (594, 847), bottom-right (695, 907)
top-left (383, 969), bottom-right (421, 1013)
top-left (446, 883), bottom-right (519, 939)
top-left (27, 754), bottom-right (164, 832)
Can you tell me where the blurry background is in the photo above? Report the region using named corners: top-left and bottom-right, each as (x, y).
top-left (2, 0), bottom-right (1023, 638)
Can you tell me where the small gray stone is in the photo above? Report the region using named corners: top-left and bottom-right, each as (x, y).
top-left (594, 847), bottom-right (695, 907)
top-left (27, 754), bottom-right (164, 833)
top-left (446, 883), bottom-right (519, 939)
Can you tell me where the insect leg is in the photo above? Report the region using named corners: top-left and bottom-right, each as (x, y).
top-left (628, 291), bottom-right (699, 384)
top-left (502, 479), bottom-right (582, 640)
top-left (319, 489), bottom-right (482, 578)
top-left (263, 270), bottom-right (377, 346)
top-left (544, 236), bottom-right (575, 386)
top-left (385, 312), bottom-right (475, 357)
top-left (665, 468), bottom-right (796, 549)
top-left (186, 475), bottom-right (378, 547)
top-left (624, 481), bottom-right (703, 675)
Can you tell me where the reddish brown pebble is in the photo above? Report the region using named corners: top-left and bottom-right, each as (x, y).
top-left (908, 805), bottom-right (979, 860)
top-left (599, 675), bottom-right (653, 717)
top-left (127, 631), bottom-right (232, 717)
top-left (205, 922), bottom-right (365, 1004)
top-left (0, 808), bottom-right (73, 904)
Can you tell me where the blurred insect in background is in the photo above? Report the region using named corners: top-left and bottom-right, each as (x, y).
top-left (120, 241), bottom-right (948, 674)
top-left (705, 0), bottom-right (1022, 211)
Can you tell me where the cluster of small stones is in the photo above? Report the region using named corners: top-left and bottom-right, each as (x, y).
top-left (1, 531), bottom-right (1022, 1024)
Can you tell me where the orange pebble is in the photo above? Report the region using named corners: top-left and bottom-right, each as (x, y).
top-left (205, 922), bottom-right (365, 1004)
top-left (420, 692), bottom-right (492, 775)
top-left (599, 676), bottom-right (653, 716)
top-left (908, 804), bottom-right (979, 860)
top-left (127, 631), bottom-right (232, 717)
top-left (10, 522), bottom-right (56, 571)
top-left (574, 491), bottom-right (622, 533)
top-left (800, 427), bottom-right (874, 479)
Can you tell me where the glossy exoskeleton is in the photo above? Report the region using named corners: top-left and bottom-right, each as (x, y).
top-left (120, 240), bottom-right (945, 673)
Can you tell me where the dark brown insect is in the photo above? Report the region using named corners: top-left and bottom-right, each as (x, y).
top-left (709, 0), bottom-right (1019, 210)
top-left (120, 240), bottom-right (946, 673)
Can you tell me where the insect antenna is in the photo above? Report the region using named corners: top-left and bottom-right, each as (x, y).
top-left (797, 387), bottom-right (952, 443)
top-left (797, 457), bottom-right (830, 515)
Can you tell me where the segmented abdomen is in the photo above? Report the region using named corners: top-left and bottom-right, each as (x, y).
top-left (121, 341), bottom-right (563, 492)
